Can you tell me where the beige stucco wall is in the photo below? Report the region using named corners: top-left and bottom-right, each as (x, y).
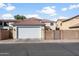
top-left (59, 17), bottom-right (79, 30)
top-left (56, 20), bottom-right (62, 29)
top-left (13, 26), bottom-right (17, 39)
top-left (41, 26), bottom-right (45, 40)
top-left (51, 22), bottom-right (56, 30)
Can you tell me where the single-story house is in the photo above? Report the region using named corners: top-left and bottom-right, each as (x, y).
top-left (12, 18), bottom-right (46, 40)
top-left (40, 19), bottom-right (56, 30)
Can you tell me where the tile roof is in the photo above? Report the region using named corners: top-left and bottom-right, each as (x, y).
top-left (27, 17), bottom-right (53, 23)
top-left (0, 18), bottom-right (54, 26)
top-left (13, 18), bottom-right (45, 26)
top-left (0, 19), bottom-right (16, 22)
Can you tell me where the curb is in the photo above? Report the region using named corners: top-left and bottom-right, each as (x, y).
top-left (0, 40), bottom-right (79, 44)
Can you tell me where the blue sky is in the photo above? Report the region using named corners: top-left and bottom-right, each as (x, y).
top-left (0, 3), bottom-right (79, 21)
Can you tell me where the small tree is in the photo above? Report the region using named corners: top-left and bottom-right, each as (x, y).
top-left (14, 15), bottom-right (26, 20)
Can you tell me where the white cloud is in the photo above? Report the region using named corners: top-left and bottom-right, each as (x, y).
top-left (49, 18), bottom-right (57, 21)
top-left (6, 4), bottom-right (16, 11)
top-left (0, 3), bottom-right (16, 11)
top-left (69, 4), bottom-right (79, 10)
top-left (77, 4), bottom-right (79, 7)
top-left (51, 6), bottom-right (56, 8)
top-left (58, 16), bottom-right (67, 19)
top-left (25, 14), bottom-right (42, 19)
top-left (0, 3), bottom-right (6, 8)
top-left (0, 4), bottom-right (15, 19)
top-left (38, 6), bottom-right (57, 16)
top-left (61, 8), bottom-right (68, 11)
top-left (2, 13), bottom-right (14, 19)
top-left (62, 4), bottom-right (79, 11)
top-left (48, 16), bottom-right (68, 21)
top-left (69, 5), bottom-right (77, 10)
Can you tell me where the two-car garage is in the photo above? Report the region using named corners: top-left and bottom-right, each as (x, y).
top-left (13, 26), bottom-right (44, 40)
top-left (17, 26), bottom-right (42, 39)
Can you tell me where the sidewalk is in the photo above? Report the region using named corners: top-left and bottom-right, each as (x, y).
top-left (0, 39), bottom-right (79, 44)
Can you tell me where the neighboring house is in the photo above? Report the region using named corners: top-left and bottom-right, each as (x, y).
top-left (56, 19), bottom-right (64, 30)
top-left (0, 20), bottom-right (17, 30)
top-left (57, 15), bottom-right (79, 30)
top-left (12, 18), bottom-right (55, 40)
top-left (0, 20), bottom-right (18, 40)
top-left (41, 19), bottom-right (56, 30)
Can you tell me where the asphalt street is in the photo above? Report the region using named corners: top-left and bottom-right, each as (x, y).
top-left (0, 43), bottom-right (79, 56)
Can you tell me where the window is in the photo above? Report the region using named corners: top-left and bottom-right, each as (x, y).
top-left (56, 27), bottom-right (60, 30)
top-left (0, 22), bottom-right (2, 26)
top-left (4, 22), bottom-right (8, 26)
top-left (50, 23), bottom-right (53, 26)
top-left (60, 23), bottom-right (62, 26)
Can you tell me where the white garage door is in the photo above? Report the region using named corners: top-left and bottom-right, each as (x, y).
top-left (17, 26), bottom-right (41, 39)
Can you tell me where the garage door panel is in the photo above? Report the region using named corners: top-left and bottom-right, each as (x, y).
top-left (18, 27), bottom-right (41, 39)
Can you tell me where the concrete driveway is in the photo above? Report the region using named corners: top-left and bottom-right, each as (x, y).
top-left (0, 42), bottom-right (79, 56)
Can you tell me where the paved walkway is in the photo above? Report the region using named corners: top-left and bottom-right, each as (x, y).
top-left (0, 39), bottom-right (79, 44)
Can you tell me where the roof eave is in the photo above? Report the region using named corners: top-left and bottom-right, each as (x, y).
top-left (62, 15), bottom-right (79, 22)
top-left (13, 24), bottom-right (45, 26)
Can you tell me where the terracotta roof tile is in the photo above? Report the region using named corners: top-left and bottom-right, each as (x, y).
top-left (13, 18), bottom-right (45, 26)
top-left (0, 19), bottom-right (16, 22)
